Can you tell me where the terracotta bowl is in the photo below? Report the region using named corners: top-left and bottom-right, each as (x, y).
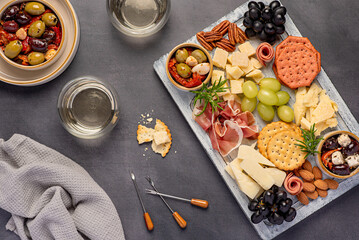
top-left (166, 43), bottom-right (213, 91)
top-left (316, 130), bottom-right (359, 179)
top-left (0, 0), bottom-right (65, 70)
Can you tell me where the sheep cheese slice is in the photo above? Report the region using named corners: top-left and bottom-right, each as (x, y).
top-left (240, 158), bottom-right (275, 190)
top-left (237, 145), bottom-right (275, 167)
top-left (226, 158), bottom-right (264, 199)
top-left (264, 168), bottom-right (286, 187)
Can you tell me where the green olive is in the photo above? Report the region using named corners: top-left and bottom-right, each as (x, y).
top-left (191, 49), bottom-right (207, 63)
top-left (175, 48), bottom-right (188, 63)
top-left (42, 13), bottom-right (58, 27)
top-left (28, 20), bottom-right (46, 38)
top-left (4, 40), bottom-right (23, 59)
top-left (176, 63), bottom-right (192, 78)
top-left (25, 2), bottom-right (45, 15)
top-left (28, 52), bottom-right (45, 65)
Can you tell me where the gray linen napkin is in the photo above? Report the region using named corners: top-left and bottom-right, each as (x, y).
top-left (0, 134), bottom-right (125, 240)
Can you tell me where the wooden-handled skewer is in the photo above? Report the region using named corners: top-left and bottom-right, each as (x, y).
top-left (145, 189), bottom-right (209, 209)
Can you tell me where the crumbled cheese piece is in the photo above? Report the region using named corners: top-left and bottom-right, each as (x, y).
top-left (332, 151), bottom-right (345, 165)
top-left (338, 134), bottom-right (351, 147)
top-left (346, 154), bottom-right (359, 168)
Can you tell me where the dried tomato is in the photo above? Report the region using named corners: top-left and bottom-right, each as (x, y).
top-left (168, 58), bottom-right (205, 88)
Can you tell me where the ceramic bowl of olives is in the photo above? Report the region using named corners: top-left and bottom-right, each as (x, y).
top-left (316, 130), bottom-right (359, 179)
top-left (0, 0), bottom-right (65, 70)
top-left (166, 43), bottom-right (213, 91)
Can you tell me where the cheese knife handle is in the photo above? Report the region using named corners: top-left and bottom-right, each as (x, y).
top-left (172, 212), bottom-right (187, 229)
top-left (190, 199), bottom-right (209, 208)
top-left (143, 212), bottom-right (154, 231)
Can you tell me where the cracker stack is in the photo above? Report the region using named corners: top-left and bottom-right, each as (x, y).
top-left (273, 36), bottom-right (321, 89)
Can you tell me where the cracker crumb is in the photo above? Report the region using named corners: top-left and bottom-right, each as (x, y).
top-left (143, 154), bottom-right (145, 157)
top-left (147, 118), bottom-right (153, 123)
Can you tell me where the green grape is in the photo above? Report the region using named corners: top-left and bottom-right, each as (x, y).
top-left (241, 97), bottom-right (257, 112)
top-left (277, 105), bottom-right (294, 122)
top-left (257, 103), bottom-right (275, 122)
top-left (259, 78), bottom-right (281, 92)
top-left (257, 88), bottom-right (279, 106)
top-left (243, 81), bottom-right (258, 98)
top-left (276, 91), bottom-right (290, 106)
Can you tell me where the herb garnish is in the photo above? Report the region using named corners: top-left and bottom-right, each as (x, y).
top-left (190, 77), bottom-right (229, 116)
top-left (295, 124), bottom-right (324, 159)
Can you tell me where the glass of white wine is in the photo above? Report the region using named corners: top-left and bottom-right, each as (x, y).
top-left (58, 76), bottom-right (120, 139)
top-left (107, 0), bottom-right (171, 37)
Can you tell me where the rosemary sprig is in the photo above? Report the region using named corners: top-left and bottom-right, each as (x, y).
top-left (190, 77), bottom-right (229, 116)
top-left (295, 123), bottom-right (323, 159)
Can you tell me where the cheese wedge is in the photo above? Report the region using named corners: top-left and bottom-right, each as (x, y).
top-left (314, 117), bottom-right (338, 136)
top-left (250, 57), bottom-right (263, 69)
top-left (211, 70), bottom-right (225, 85)
top-left (213, 48), bottom-right (228, 69)
top-left (311, 92), bottom-right (335, 123)
top-left (246, 69), bottom-right (264, 83)
top-left (230, 79), bottom-right (244, 94)
top-left (228, 158), bottom-right (264, 199)
top-left (238, 42), bottom-right (256, 57)
top-left (239, 158), bottom-right (275, 190)
top-left (237, 145), bottom-right (275, 167)
top-left (294, 87), bottom-right (307, 125)
top-left (264, 168), bottom-right (286, 187)
top-left (231, 51), bottom-right (249, 68)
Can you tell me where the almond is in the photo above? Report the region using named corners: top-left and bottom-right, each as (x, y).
top-left (324, 179), bottom-right (339, 190)
top-left (304, 190), bottom-right (318, 200)
top-left (299, 169), bottom-right (315, 182)
top-left (317, 189), bottom-right (328, 198)
top-left (293, 168), bottom-right (301, 177)
top-left (314, 179), bottom-right (329, 190)
top-left (302, 160), bottom-right (313, 172)
top-left (297, 192), bottom-right (309, 205)
top-left (312, 166), bottom-right (322, 180)
top-left (302, 182), bottom-right (316, 193)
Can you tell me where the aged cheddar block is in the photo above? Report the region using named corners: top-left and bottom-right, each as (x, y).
top-left (226, 66), bottom-right (244, 80)
top-left (238, 41), bottom-right (256, 57)
top-left (230, 79), bottom-right (244, 94)
top-left (213, 48), bottom-right (229, 69)
top-left (211, 70), bottom-right (225, 85)
top-left (231, 51), bottom-right (249, 68)
top-left (246, 69), bottom-right (264, 83)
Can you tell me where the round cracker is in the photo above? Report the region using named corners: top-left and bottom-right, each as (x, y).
top-left (276, 45), bottom-right (319, 89)
top-left (275, 36), bottom-right (317, 60)
top-left (257, 121), bottom-right (294, 158)
top-left (267, 130), bottom-right (306, 171)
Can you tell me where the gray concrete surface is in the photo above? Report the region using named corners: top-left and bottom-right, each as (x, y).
top-left (0, 0), bottom-right (358, 239)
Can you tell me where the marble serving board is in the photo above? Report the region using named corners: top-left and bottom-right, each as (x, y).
top-left (153, 0), bottom-right (359, 239)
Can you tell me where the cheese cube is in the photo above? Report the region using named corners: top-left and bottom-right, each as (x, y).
top-left (231, 51), bottom-right (249, 68)
top-left (230, 79), bottom-right (244, 94)
top-left (238, 41), bottom-right (256, 57)
top-left (246, 69), bottom-right (264, 83)
top-left (211, 70), bottom-right (225, 85)
top-left (300, 117), bottom-right (312, 131)
top-left (153, 131), bottom-right (171, 145)
top-left (240, 60), bottom-right (254, 75)
top-left (264, 168), bottom-right (286, 187)
top-left (228, 158), bottom-right (264, 199)
top-left (250, 57), bottom-right (263, 69)
top-left (227, 55), bottom-right (233, 65)
top-left (240, 158), bottom-right (275, 190)
top-left (213, 48), bottom-right (228, 69)
top-left (225, 64), bottom-right (233, 79)
top-left (226, 66), bottom-right (244, 80)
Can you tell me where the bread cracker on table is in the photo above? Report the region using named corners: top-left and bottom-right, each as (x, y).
top-left (151, 119), bottom-right (172, 157)
top-left (267, 130), bottom-right (305, 171)
top-left (137, 125), bottom-right (155, 144)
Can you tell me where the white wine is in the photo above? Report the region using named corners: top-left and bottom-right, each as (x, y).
top-left (58, 77), bottom-right (119, 139)
top-left (120, 0), bottom-right (159, 28)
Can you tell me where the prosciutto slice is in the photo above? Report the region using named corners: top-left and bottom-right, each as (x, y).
top-left (193, 97), bottom-right (259, 157)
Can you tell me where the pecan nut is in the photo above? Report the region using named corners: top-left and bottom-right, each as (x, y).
top-left (237, 26), bottom-right (248, 41)
top-left (203, 31), bottom-right (222, 42)
top-left (216, 38), bottom-right (235, 52)
top-left (212, 20), bottom-right (230, 36)
top-left (228, 23), bottom-right (236, 45)
top-left (196, 31), bottom-right (213, 51)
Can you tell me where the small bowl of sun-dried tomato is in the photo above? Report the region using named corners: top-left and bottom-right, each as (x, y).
top-left (0, 0), bottom-right (64, 70)
top-left (166, 43), bottom-right (213, 91)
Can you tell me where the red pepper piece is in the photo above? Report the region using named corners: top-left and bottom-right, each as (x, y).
top-left (321, 149), bottom-right (340, 168)
top-left (50, 26), bottom-right (62, 46)
top-left (47, 44), bottom-right (58, 50)
top-left (168, 58), bottom-right (205, 88)
top-left (22, 37), bottom-right (31, 54)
